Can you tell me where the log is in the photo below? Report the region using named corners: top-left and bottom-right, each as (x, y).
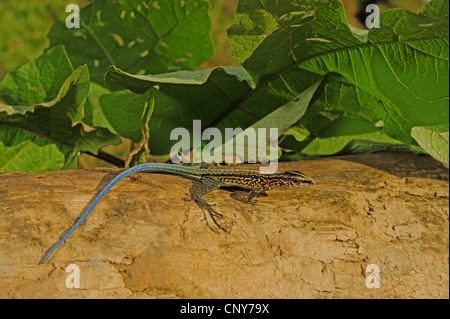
top-left (0, 153), bottom-right (448, 298)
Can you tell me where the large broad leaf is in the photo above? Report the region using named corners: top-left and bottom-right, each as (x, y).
top-left (0, 46), bottom-right (120, 173)
top-left (228, 0), bottom-right (449, 151)
top-left (105, 64), bottom-right (328, 158)
top-left (301, 116), bottom-right (423, 155)
top-left (227, 0), bottom-right (332, 64)
top-left (47, 0), bottom-right (214, 85)
top-left (88, 81), bottom-right (116, 133)
top-left (103, 0), bottom-right (448, 163)
top-left (216, 80), bottom-right (322, 164)
top-left (105, 64), bottom-right (256, 93)
top-left (99, 89), bottom-right (153, 143)
top-left (103, 66), bottom-right (259, 155)
top-left (125, 91), bottom-right (155, 167)
top-left (411, 124), bottom-right (449, 164)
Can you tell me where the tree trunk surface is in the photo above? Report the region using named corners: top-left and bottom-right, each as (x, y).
top-left (0, 153), bottom-right (448, 298)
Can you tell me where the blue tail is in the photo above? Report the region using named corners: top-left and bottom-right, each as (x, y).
top-left (41, 163), bottom-right (186, 263)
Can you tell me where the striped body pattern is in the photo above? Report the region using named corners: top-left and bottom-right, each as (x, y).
top-left (42, 163), bottom-right (314, 263)
top-left (203, 170), bottom-right (314, 191)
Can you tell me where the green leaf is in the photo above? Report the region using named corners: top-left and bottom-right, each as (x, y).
top-left (105, 65), bottom-right (256, 92)
top-left (103, 0), bottom-right (448, 161)
top-left (411, 124), bottom-right (449, 164)
top-left (283, 125), bottom-right (310, 142)
top-left (99, 90), bottom-right (153, 143)
top-left (47, 0), bottom-right (214, 84)
top-left (239, 79), bottom-right (321, 136)
top-left (104, 67), bottom-right (322, 161)
top-left (227, 0), bottom-right (333, 64)
top-left (0, 46), bottom-right (120, 173)
top-left (88, 81), bottom-right (116, 133)
top-left (125, 92), bottom-right (155, 167)
top-left (217, 80), bottom-right (322, 163)
top-left (104, 66), bottom-right (259, 155)
top-left (0, 128), bottom-right (70, 172)
top-left (301, 116), bottom-right (422, 156)
top-left (338, 139), bottom-right (425, 155)
top-left (0, 45), bottom-right (75, 108)
top-left (229, 0), bottom-right (449, 146)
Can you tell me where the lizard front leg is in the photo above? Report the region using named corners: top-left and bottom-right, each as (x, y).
top-left (191, 176), bottom-right (227, 231)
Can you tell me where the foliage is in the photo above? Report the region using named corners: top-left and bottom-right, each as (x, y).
top-left (0, 0), bottom-right (448, 172)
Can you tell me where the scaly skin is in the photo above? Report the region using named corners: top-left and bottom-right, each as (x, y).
top-left (42, 163), bottom-right (314, 263)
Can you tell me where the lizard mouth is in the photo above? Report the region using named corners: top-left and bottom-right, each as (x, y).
top-left (282, 170), bottom-right (315, 187)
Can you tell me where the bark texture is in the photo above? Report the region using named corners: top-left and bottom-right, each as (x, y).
top-left (0, 153), bottom-right (448, 298)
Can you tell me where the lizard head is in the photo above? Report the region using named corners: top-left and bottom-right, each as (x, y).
top-left (274, 170), bottom-right (315, 188)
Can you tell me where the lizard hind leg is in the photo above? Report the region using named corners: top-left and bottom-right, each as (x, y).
top-left (194, 197), bottom-right (227, 232)
top-left (230, 189), bottom-right (268, 205)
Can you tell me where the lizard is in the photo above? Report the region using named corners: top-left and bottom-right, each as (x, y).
top-left (41, 163), bottom-right (314, 263)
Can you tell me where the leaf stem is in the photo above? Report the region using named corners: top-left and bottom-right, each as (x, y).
top-left (81, 150), bottom-right (125, 167)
